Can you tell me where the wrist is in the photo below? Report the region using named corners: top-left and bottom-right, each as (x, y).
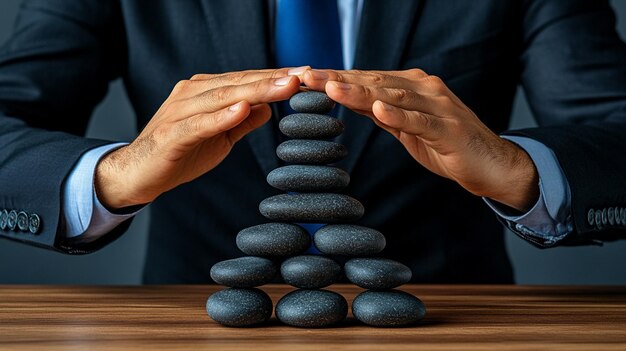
top-left (483, 140), bottom-right (539, 212)
top-left (94, 146), bottom-right (155, 210)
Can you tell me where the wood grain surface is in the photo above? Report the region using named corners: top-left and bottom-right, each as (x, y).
top-left (0, 285), bottom-right (625, 350)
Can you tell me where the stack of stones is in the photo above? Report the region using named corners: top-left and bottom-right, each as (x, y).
top-left (206, 91), bottom-right (426, 328)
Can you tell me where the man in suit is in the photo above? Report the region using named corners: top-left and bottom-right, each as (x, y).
top-left (0, 0), bottom-right (624, 283)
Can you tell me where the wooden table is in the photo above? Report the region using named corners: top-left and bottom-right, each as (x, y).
top-left (1, 285), bottom-right (625, 350)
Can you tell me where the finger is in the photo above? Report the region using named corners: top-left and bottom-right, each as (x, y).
top-left (303, 69), bottom-right (418, 92)
top-left (171, 75), bottom-right (300, 119)
top-left (175, 101), bottom-right (251, 145)
top-left (227, 104), bottom-right (273, 143)
top-left (174, 67), bottom-right (306, 99)
top-left (325, 81), bottom-right (439, 116)
top-left (372, 100), bottom-right (443, 140)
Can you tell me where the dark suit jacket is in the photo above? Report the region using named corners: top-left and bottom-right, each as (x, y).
top-left (1, 0), bottom-right (625, 283)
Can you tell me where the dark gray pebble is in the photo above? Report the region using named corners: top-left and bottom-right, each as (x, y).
top-left (259, 193), bottom-right (364, 223)
top-left (275, 289), bottom-right (348, 327)
top-left (352, 290), bottom-right (426, 327)
top-left (344, 258), bottom-right (412, 289)
top-left (314, 224), bottom-right (386, 256)
top-left (281, 255), bottom-right (341, 289)
top-left (206, 288), bottom-right (273, 327)
top-left (289, 91), bottom-right (336, 114)
top-left (236, 223), bottom-right (310, 257)
top-left (210, 256), bottom-right (277, 288)
top-left (276, 140), bottom-right (347, 164)
top-left (267, 165), bottom-right (350, 192)
top-left (279, 113), bottom-right (344, 139)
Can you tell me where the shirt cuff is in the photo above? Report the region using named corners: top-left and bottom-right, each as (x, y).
top-left (63, 143), bottom-right (143, 241)
top-left (483, 136), bottom-right (574, 245)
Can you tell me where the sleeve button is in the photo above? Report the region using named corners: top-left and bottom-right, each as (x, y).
top-left (7, 210), bottom-right (18, 230)
top-left (28, 214), bottom-right (41, 234)
top-left (595, 210), bottom-right (603, 229)
top-left (17, 211), bottom-right (29, 231)
top-left (587, 209), bottom-right (595, 226)
top-left (0, 210), bottom-right (8, 230)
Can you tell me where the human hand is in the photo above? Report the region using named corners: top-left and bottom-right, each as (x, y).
top-left (95, 68), bottom-right (302, 210)
top-left (301, 68), bottom-right (538, 212)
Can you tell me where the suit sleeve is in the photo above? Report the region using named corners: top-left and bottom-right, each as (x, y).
top-left (504, 0), bottom-right (626, 244)
top-left (0, 0), bottom-right (132, 253)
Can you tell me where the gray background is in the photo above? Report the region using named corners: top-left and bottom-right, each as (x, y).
top-left (0, 1), bottom-right (624, 285)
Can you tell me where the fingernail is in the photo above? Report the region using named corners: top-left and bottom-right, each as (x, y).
top-left (288, 66), bottom-right (309, 76)
top-left (332, 81), bottom-right (351, 90)
top-left (309, 70), bottom-right (329, 80)
top-left (274, 76), bottom-right (292, 86)
top-left (229, 101), bottom-right (242, 112)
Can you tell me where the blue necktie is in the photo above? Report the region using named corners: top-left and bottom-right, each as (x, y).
top-left (275, 0), bottom-right (344, 70)
top-left (275, 0), bottom-right (344, 253)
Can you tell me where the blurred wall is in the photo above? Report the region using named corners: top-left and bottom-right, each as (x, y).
top-left (0, 1), bottom-right (624, 284)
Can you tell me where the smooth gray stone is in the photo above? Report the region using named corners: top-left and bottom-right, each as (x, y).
top-left (344, 258), bottom-right (412, 289)
top-left (206, 288), bottom-right (273, 327)
top-left (236, 223), bottom-right (310, 257)
top-left (267, 165), bottom-right (350, 192)
top-left (314, 224), bottom-right (386, 256)
top-left (210, 256), bottom-right (277, 288)
top-left (289, 91), bottom-right (336, 114)
top-left (259, 193), bottom-right (364, 223)
top-left (281, 255), bottom-right (341, 289)
top-left (279, 113), bottom-right (344, 139)
top-left (276, 140), bottom-right (347, 164)
top-left (352, 290), bottom-right (426, 327)
top-left (275, 289), bottom-right (348, 327)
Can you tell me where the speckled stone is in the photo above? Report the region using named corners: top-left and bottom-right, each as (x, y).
top-left (267, 165), bottom-right (350, 192)
top-left (352, 290), bottom-right (426, 327)
top-left (281, 255), bottom-right (341, 289)
top-left (276, 140), bottom-right (347, 164)
top-left (236, 223), bottom-right (311, 257)
top-left (344, 258), bottom-right (412, 289)
top-left (275, 289), bottom-right (348, 327)
top-left (314, 224), bottom-right (386, 256)
top-left (206, 288), bottom-right (273, 327)
top-left (289, 91), bottom-right (336, 114)
top-left (210, 256), bottom-right (277, 288)
top-left (259, 193), bottom-right (364, 223)
top-left (279, 113), bottom-right (344, 139)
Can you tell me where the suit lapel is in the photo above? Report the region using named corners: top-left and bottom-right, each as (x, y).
top-left (337, 0), bottom-right (423, 174)
top-left (200, 0), bottom-right (280, 175)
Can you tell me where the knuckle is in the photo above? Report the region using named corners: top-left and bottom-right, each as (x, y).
top-left (212, 86), bottom-right (232, 102)
top-left (172, 80), bottom-right (191, 94)
top-left (361, 85), bottom-right (374, 99)
top-left (407, 68), bottom-right (426, 78)
top-left (270, 69), bottom-right (285, 79)
top-left (392, 88), bottom-right (409, 102)
top-left (190, 74), bottom-right (208, 81)
top-left (370, 73), bottom-right (384, 85)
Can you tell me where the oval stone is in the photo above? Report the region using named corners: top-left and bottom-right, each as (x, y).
top-left (289, 91), bottom-right (336, 114)
top-left (352, 290), bottom-right (426, 327)
top-left (279, 113), bottom-right (344, 139)
top-left (236, 223), bottom-right (310, 257)
top-left (314, 224), bottom-right (386, 256)
top-left (210, 256), bottom-right (277, 288)
top-left (267, 165), bottom-right (350, 192)
top-left (281, 255), bottom-right (341, 289)
top-left (276, 140), bottom-right (347, 164)
top-left (206, 288), bottom-right (273, 327)
top-left (344, 258), bottom-right (412, 289)
top-left (276, 289), bottom-right (348, 327)
top-left (259, 193), bottom-right (364, 223)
